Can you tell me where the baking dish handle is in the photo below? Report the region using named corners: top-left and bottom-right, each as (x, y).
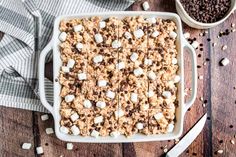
top-left (38, 41), bottom-right (54, 114)
top-left (183, 39), bottom-right (197, 113)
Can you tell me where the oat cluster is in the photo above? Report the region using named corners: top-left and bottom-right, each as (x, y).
top-left (58, 16), bottom-right (179, 138)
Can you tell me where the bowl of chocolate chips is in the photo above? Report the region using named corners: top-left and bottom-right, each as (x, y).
top-left (176, 0), bottom-right (236, 29)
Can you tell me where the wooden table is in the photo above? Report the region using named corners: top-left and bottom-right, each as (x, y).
top-left (1, 0), bottom-right (236, 156)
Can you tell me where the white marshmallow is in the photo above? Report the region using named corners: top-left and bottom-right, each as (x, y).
top-left (136, 122), bottom-right (144, 129)
top-left (99, 21), bottom-right (106, 29)
top-left (146, 90), bottom-right (155, 98)
top-left (167, 123), bottom-right (175, 133)
top-left (84, 99), bottom-right (92, 108)
top-left (73, 24), bottom-right (83, 32)
top-left (59, 32), bottom-right (67, 41)
top-left (94, 116), bottom-right (103, 124)
top-left (112, 40), bottom-right (121, 49)
top-left (60, 126), bottom-right (69, 134)
top-left (191, 41), bottom-right (199, 49)
top-left (65, 94), bottom-right (75, 103)
top-left (66, 143), bottom-right (74, 150)
top-left (134, 29), bottom-right (144, 39)
top-left (130, 53), bottom-right (139, 62)
top-left (22, 143), bottom-right (32, 150)
top-left (115, 109), bottom-right (125, 118)
top-left (151, 31), bottom-right (160, 38)
top-left (76, 42), bottom-right (83, 51)
top-left (41, 114), bottom-right (49, 121)
top-left (94, 33), bottom-right (103, 43)
top-left (70, 112), bottom-right (79, 122)
top-left (144, 58), bottom-right (153, 65)
top-left (124, 31), bottom-right (132, 39)
top-left (116, 62), bottom-right (125, 70)
top-left (45, 128), bottom-right (54, 134)
top-left (221, 58), bottom-right (230, 66)
top-left (91, 130), bottom-right (100, 138)
top-left (78, 72), bottom-right (87, 80)
top-left (142, 1), bottom-right (150, 11)
top-left (183, 32), bottom-right (190, 39)
top-left (67, 59), bottom-right (75, 68)
top-left (96, 101), bottom-right (106, 109)
top-left (62, 66), bottom-right (70, 73)
top-left (131, 93), bottom-right (138, 103)
top-left (97, 80), bottom-right (107, 87)
top-left (36, 147), bottom-right (44, 154)
top-left (169, 31), bottom-right (177, 39)
top-left (71, 125), bottom-right (80, 135)
top-left (146, 17), bottom-right (156, 24)
top-left (110, 131), bottom-right (120, 138)
top-left (93, 55), bottom-right (103, 64)
top-left (173, 75), bottom-right (181, 83)
top-left (154, 112), bottom-right (164, 120)
top-left (162, 91), bottom-right (172, 99)
top-left (106, 90), bottom-right (115, 99)
top-left (133, 67), bottom-right (143, 76)
top-left (147, 71), bottom-right (156, 80)
top-left (172, 58), bottom-right (178, 65)
top-left (142, 104), bottom-right (149, 111)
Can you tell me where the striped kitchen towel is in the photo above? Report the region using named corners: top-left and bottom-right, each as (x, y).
top-left (0, 0), bottom-right (133, 112)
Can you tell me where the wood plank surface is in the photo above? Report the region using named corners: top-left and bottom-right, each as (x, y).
top-left (0, 0), bottom-right (236, 156)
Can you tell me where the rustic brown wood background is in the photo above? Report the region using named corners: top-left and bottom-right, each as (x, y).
top-left (0, 0), bottom-right (236, 156)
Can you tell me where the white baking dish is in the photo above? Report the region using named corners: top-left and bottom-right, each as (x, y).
top-left (38, 11), bottom-right (197, 142)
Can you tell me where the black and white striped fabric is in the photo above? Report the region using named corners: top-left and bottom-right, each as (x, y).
top-left (0, 0), bottom-right (133, 112)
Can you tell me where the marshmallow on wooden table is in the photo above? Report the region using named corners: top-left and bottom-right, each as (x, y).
top-left (142, 1), bottom-right (150, 11)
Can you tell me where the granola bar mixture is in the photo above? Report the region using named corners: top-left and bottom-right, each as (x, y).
top-left (58, 16), bottom-right (179, 138)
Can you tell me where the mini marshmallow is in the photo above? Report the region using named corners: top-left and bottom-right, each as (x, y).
top-left (130, 52), bottom-right (139, 62)
top-left (41, 114), bottom-right (49, 121)
top-left (112, 40), bottom-right (121, 49)
top-left (162, 91), bottom-right (172, 99)
top-left (70, 112), bottom-right (79, 122)
top-left (71, 125), bottom-right (80, 135)
top-left (22, 143), bottom-right (32, 150)
top-left (151, 31), bottom-right (160, 38)
top-left (66, 143), bottom-right (74, 150)
top-left (169, 31), bottom-right (177, 39)
top-left (60, 126), bottom-right (69, 134)
top-left (91, 130), bottom-right (100, 138)
top-left (183, 32), bottom-right (190, 39)
top-left (172, 58), bottom-right (178, 65)
top-left (116, 62), bottom-right (125, 70)
top-left (45, 128), bottom-right (54, 134)
top-left (94, 116), bottom-right (103, 124)
top-left (133, 67), bottom-right (143, 76)
top-left (59, 32), bottom-right (67, 41)
top-left (110, 131), bottom-right (120, 138)
top-left (191, 41), bottom-right (199, 49)
top-left (73, 24), bottom-right (83, 32)
top-left (167, 123), bottom-right (175, 133)
top-left (134, 29), bottom-right (144, 39)
top-left (106, 90), bottom-right (115, 99)
top-left (115, 109), bottom-right (125, 118)
top-left (78, 72), bottom-right (87, 80)
top-left (146, 90), bottom-right (155, 98)
top-left (84, 99), bottom-right (92, 108)
top-left (142, 104), bottom-right (149, 111)
top-left (144, 58), bottom-right (153, 65)
top-left (96, 101), bottom-right (106, 109)
top-left (154, 112), bottom-right (164, 120)
top-left (99, 21), bottom-right (106, 29)
top-left (146, 17), bottom-right (156, 24)
top-left (67, 59), bottom-right (75, 68)
top-left (76, 42), bottom-right (83, 51)
top-left (94, 33), bottom-right (103, 43)
top-left (62, 66), bottom-right (70, 73)
top-left (147, 71), bottom-right (156, 80)
top-left (220, 58), bottom-right (230, 66)
top-left (97, 80), bottom-right (107, 87)
top-left (65, 94), bottom-right (75, 103)
top-left (173, 75), bottom-right (181, 83)
top-left (93, 55), bottom-right (103, 64)
top-left (124, 31), bottom-right (132, 39)
top-left (142, 1), bottom-right (150, 11)
top-left (136, 122), bottom-right (144, 129)
top-left (131, 93), bottom-right (138, 103)
top-left (36, 146), bottom-right (44, 154)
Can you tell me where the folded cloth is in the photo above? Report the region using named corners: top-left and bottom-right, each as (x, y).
top-left (0, 0), bottom-right (133, 112)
